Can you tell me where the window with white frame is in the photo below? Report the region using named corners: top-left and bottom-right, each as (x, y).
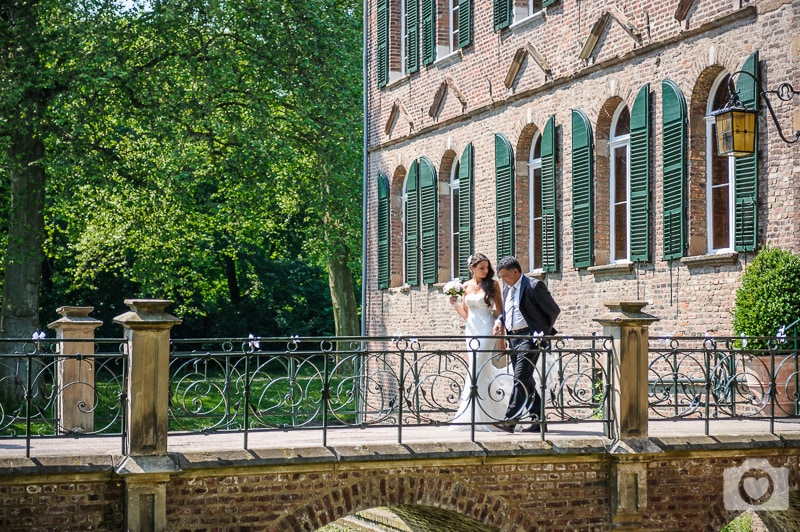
top-left (435, 0), bottom-right (459, 58)
top-left (528, 133), bottom-right (543, 271)
top-left (401, 179), bottom-right (408, 283)
top-left (449, 161), bottom-right (460, 278)
top-left (514, 0), bottom-right (543, 24)
top-left (400, 0), bottom-right (407, 76)
top-left (609, 103), bottom-right (631, 263)
top-left (706, 72), bottom-right (735, 253)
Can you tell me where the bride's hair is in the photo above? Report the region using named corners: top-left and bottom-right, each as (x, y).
top-left (468, 253), bottom-right (496, 307)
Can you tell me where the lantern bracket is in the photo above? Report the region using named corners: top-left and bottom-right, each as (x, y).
top-left (725, 70), bottom-right (800, 146)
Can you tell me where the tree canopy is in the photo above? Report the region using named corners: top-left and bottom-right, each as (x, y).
top-left (0, 0), bottom-right (363, 338)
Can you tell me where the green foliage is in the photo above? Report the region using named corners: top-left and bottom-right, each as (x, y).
top-left (721, 511), bottom-right (753, 532)
top-left (732, 246), bottom-right (800, 337)
top-left (0, 0), bottom-right (362, 338)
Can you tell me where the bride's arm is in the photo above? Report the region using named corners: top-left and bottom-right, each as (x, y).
top-left (492, 281), bottom-right (506, 350)
top-left (450, 295), bottom-right (468, 319)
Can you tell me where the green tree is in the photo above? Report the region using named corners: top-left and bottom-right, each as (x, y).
top-left (1, 0), bottom-right (362, 354)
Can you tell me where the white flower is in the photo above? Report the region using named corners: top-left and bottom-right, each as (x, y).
top-left (442, 279), bottom-right (465, 296)
top-left (248, 333), bottom-right (260, 350)
top-left (32, 331), bottom-right (45, 340)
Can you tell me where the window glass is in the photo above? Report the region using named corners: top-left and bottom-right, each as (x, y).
top-left (609, 104), bottom-right (630, 262)
top-left (707, 73), bottom-right (733, 252)
top-left (514, 0), bottom-right (542, 23)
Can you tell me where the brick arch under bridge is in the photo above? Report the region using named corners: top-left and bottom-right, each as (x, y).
top-left (160, 438), bottom-right (800, 531)
top-left (266, 470), bottom-right (532, 532)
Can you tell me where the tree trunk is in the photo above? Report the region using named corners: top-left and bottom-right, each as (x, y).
top-left (0, 123), bottom-right (47, 402)
top-left (326, 242), bottom-right (359, 338)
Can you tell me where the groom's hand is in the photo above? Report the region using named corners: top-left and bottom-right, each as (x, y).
top-left (492, 322), bottom-right (503, 335)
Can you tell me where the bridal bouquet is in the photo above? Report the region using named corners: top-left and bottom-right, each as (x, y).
top-left (442, 279), bottom-right (465, 296)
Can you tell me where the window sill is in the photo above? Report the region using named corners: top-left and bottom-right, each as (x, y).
top-left (588, 262), bottom-right (634, 278)
top-left (434, 50), bottom-right (462, 68)
top-left (386, 73), bottom-right (409, 89)
top-left (681, 252), bottom-right (738, 269)
top-left (510, 11), bottom-right (545, 32)
top-left (388, 284), bottom-right (412, 294)
top-left (526, 270), bottom-right (546, 280)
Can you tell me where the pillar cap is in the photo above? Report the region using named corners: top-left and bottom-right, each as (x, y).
top-left (113, 299), bottom-right (182, 328)
top-left (594, 301), bottom-right (660, 326)
top-left (48, 306), bottom-right (103, 330)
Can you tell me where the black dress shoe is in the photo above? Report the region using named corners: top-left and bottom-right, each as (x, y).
top-left (491, 422), bottom-right (515, 433)
top-left (520, 423), bottom-right (545, 433)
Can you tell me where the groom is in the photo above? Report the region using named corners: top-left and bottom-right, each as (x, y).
top-left (492, 256), bottom-right (560, 433)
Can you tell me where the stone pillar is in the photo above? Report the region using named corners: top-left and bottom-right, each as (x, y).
top-left (594, 301), bottom-right (659, 440)
top-left (113, 299), bottom-right (182, 532)
top-left (48, 306), bottom-right (102, 434)
top-left (114, 299), bottom-right (182, 455)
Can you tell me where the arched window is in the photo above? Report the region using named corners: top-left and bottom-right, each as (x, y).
top-left (377, 172), bottom-right (391, 289)
top-left (528, 132), bottom-right (543, 271)
top-left (706, 72), bottom-right (734, 253)
top-left (609, 103), bottom-right (631, 263)
top-left (402, 164), bottom-right (418, 285)
top-left (449, 160), bottom-right (460, 278)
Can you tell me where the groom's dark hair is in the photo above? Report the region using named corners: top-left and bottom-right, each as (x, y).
top-left (497, 256), bottom-right (521, 273)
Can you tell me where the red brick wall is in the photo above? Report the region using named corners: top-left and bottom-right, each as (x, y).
top-left (364, 0), bottom-right (800, 340)
top-left (165, 459), bottom-right (611, 531)
top-left (2, 446), bottom-right (800, 531)
top-left (0, 478), bottom-right (124, 531)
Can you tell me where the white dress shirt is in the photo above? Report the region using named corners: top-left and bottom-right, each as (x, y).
top-left (505, 278), bottom-right (526, 331)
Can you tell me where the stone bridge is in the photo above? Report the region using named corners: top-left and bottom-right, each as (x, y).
top-left (2, 300), bottom-right (800, 531)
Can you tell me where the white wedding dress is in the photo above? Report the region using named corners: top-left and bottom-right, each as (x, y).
top-left (450, 292), bottom-right (513, 431)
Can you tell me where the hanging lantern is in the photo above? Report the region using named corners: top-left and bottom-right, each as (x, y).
top-left (711, 105), bottom-right (757, 157)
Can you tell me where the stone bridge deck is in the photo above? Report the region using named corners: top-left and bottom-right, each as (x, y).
top-left (4, 421), bottom-right (800, 531)
top-left (3, 419), bottom-right (800, 461)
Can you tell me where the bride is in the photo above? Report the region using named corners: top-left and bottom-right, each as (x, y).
top-left (448, 253), bottom-right (512, 431)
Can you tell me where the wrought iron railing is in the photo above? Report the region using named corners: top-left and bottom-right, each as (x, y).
top-left (7, 331), bottom-right (800, 456)
top-left (648, 335), bottom-right (800, 433)
top-left (0, 338), bottom-right (128, 457)
top-left (168, 335), bottom-right (614, 447)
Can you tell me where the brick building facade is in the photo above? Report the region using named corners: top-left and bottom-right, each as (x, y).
top-left (364, 0), bottom-right (800, 338)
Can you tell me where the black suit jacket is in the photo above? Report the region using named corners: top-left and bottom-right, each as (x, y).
top-left (502, 275), bottom-right (560, 335)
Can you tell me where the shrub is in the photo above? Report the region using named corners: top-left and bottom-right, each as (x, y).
top-left (732, 246), bottom-right (800, 337)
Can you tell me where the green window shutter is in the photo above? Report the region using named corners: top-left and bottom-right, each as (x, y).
top-left (457, 144), bottom-right (473, 280)
top-left (377, 172), bottom-right (391, 289)
top-left (421, 0), bottom-right (436, 65)
top-left (406, 0), bottom-right (419, 74)
top-left (406, 161), bottom-right (420, 285)
top-left (734, 51), bottom-right (759, 252)
top-left (377, 0), bottom-right (389, 87)
top-left (493, 0), bottom-right (511, 31)
top-left (419, 157), bottom-right (438, 284)
top-left (542, 0), bottom-right (559, 6)
top-left (495, 134), bottom-right (515, 260)
top-left (457, 0), bottom-right (472, 49)
top-left (571, 109), bottom-right (594, 268)
top-left (629, 84), bottom-right (651, 262)
top-left (541, 116), bottom-right (559, 273)
top-left (661, 79), bottom-right (687, 260)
